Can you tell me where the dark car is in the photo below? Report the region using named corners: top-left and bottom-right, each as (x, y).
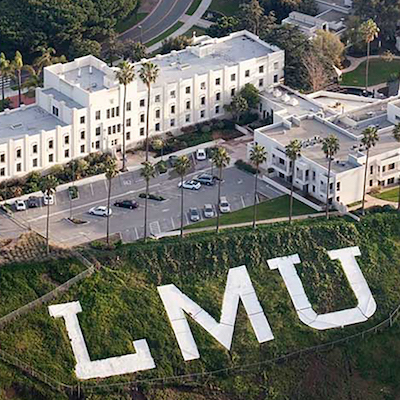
top-left (114, 199), bottom-right (138, 209)
top-left (28, 196), bottom-right (40, 208)
top-left (169, 155), bottom-right (179, 167)
top-left (194, 173), bottom-right (216, 186)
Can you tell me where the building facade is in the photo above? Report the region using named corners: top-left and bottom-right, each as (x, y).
top-left (0, 30), bottom-right (285, 182)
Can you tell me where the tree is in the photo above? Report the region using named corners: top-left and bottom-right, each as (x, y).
top-left (139, 62), bottom-right (159, 162)
top-left (206, 16), bottom-right (240, 38)
top-left (39, 175), bottom-right (58, 255)
top-left (285, 139), bottom-right (302, 224)
top-left (361, 127), bottom-right (379, 215)
top-left (359, 19), bottom-right (379, 91)
top-left (175, 155), bottom-right (191, 237)
top-left (0, 53), bottom-right (12, 102)
top-left (22, 65), bottom-right (41, 94)
top-left (105, 160), bottom-right (118, 247)
top-left (141, 161), bottom-right (156, 239)
top-left (152, 138), bottom-right (165, 160)
top-left (239, 83), bottom-right (260, 110)
top-left (239, 0), bottom-right (264, 36)
top-left (71, 38), bottom-right (102, 58)
top-left (122, 40), bottom-right (147, 62)
top-left (212, 147), bottom-right (231, 233)
top-left (116, 61), bottom-right (135, 171)
top-left (302, 52), bottom-right (334, 92)
top-left (104, 30), bottom-right (124, 66)
top-left (159, 36), bottom-right (193, 54)
top-left (12, 51), bottom-right (24, 106)
top-left (393, 123), bottom-right (400, 211)
top-left (226, 95), bottom-right (248, 122)
top-left (322, 135), bottom-right (340, 219)
top-left (249, 144), bottom-right (267, 229)
top-left (34, 46), bottom-right (66, 73)
top-left (312, 30), bottom-right (345, 68)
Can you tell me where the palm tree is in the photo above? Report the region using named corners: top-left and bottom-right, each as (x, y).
top-left (33, 46), bottom-right (66, 73)
top-left (212, 147), bottom-right (231, 233)
top-left (39, 175), bottom-right (58, 255)
top-left (141, 161), bottom-right (156, 239)
top-left (116, 61), bottom-right (135, 171)
top-left (175, 155), bottom-right (191, 237)
top-left (285, 140), bottom-right (302, 224)
top-left (393, 123), bottom-right (400, 211)
top-left (105, 161), bottom-right (119, 247)
top-left (22, 65), bottom-right (41, 94)
top-left (152, 138), bottom-right (165, 160)
top-left (249, 144), bottom-right (267, 229)
top-left (0, 53), bottom-right (11, 102)
top-left (322, 135), bottom-right (340, 219)
top-left (361, 126), bottom-right (379, 215)
top-left (12, 51), bottom-right (24, 106)
top-left (139, 62), bottom-right (159, 162)
top-left (359, 19), bottom-right (379, 92)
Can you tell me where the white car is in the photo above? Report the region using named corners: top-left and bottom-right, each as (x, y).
top-left (204, 204), bottom-right (215, 218)
top-left (15, 200), bottom-right (26, 211)
top-left (43, 194), bottom-right (54, 205)
top-left (196, 148), bottom-right (207, 161)
top-left (89, 206), bottom-right (112, 217)
top-left (219, 196), bottom-right (231, 213)
top-left (178, 180), bottom-right (201, 190)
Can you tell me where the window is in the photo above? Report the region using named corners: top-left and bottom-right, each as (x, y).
top-left (201, 82), bottom-right (206, 90)
top-left (259, 78), bottom-right (264, 87)
top-left (170, 90), bottom-right (176, 98)
top-left (216, 92), bottom-right (221, 101)
top-left (201, 96), bottom-right (205, 105)
top-left (155, 109), bottom-right (160, 119)
top-left (274, 62), bottom-right (279, 70)
top-left (389, 163), bottom-right (395, 170)
top-left (32, 144), bottom-right (38, 154)
top-left (383, 166), bottom-right (386, 172)
top-left (312, 185), bottom-right (316, 192)
top-left (80, 131), bottom-right (85, 140)
top-left (215, 105), bottom-right (220, 114)
top-left (49, 154), bottom-right (54, 162)
top-left (96, 127), bottom-right (101, 136)
top-left (140, 113), bottom-right (145, 123)
top-left (52, 106), bottom-right (59, 117)
top-left (200, 110), bottom-right (205, 118)
top-left (127, 132), bottom-right (131, 141)
top-left (49, 140), bottom-right (54, 150)
top-left (112, 125), bottom-right (116, 134)
top-left (116, 106), bottom-right (120, 117)
top-left (155, 95), bottom-right (160, 103)
top-left (81, 145), bottom-right (85, 153)
top-left (108, 126), bottom-right (112, 135)
top-left (16, 149), bottom-right (21, 158)
top-left (370, 165), bottom-right (373, 174)
top-left (171, 105), bottom-right (175, 114)
top-left (274, 74), bottom-right (278, 83)
top-left (95, 140), bottom-right (100, 149)
top-left (215, 78), bottom-right (220, 85)
top-left (279, 158), bottom-right (285, 165)
top-left (388, 177), bottom-right (395, 184)
top-left (126, 118), bottom-right (131, 127)
top-left (259, 65), bottom-right (264, 73)
top-left (0, 154), bottom-right (4, 163)
top-left (186, 86), bottom-right (191, 94)
top-left (170, 118), bottom-right (175, 127)
top-left (245, 70), bottom-right (250, 77)
top-left (231, 88), bottom-right (235, 96)
top-left (140, 127), bottom-right (145, 136)
top-left (33, 158), bottom-right (38, 167)
top-left (231, 73), bottom-right (236, 81)
top-left (64, 136), bottom-right (69, 145)
top-left (186, 100), bottom-right (191, 110)
top-left (107, 109), bottom-right (110, 119)
top-left (185, 114), bottom-right (190, 123)
top-left (80, 116), bottom-right (85, 124)
top-left (16, 163), bottom-right (21, 172)
top-left (0, 168), bottom-right (5, 176)
top-left (369, 179), bottom-right (373, 187)
top-left (127, 101), bottom-right (132, 111)
top-left (155, 123), bottom-right (160, 132)
top-left (336, 182), bottom-right (341, 191)
top-left (117, 124), bottom-right (121, 133)
top-left (64, 149), bottom-right (69, 158)
top-left (140, 99), bottom-right (145, 107)
top-left (95, 110), bottom-right (101, 120)
top-left (111, 108), bottom-right (115, 118)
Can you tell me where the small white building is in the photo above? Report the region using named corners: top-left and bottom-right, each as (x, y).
top-left (0, 30), bottom-right (285, 181)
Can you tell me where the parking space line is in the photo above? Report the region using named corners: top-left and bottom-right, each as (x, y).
top-left (134, 227), bottom-right (139, 240)
top-left (241, 196), bottom-right (246, 208)
top-left (90, 184), bottom-right (94, 197)
top-left (170, 217), bottom-right (175, 229)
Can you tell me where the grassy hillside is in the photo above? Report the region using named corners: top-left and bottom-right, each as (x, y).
top-left (1, 213), bottom-right (400, 399)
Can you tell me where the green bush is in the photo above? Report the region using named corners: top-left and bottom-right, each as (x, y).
top-left (235, 159), bottom-right (258, 174)
top-left (156, 160), bottom-right (168, 174)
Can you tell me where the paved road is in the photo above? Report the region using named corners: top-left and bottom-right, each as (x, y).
top-left (119, 0), bottom-right (192, 44)
top-left (1, 161), bottom-right (283, 246)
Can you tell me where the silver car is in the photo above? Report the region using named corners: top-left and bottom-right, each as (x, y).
top-left (219, 196), bottom-right (231, 213)
top-left (189, 207), bottom-right (200, 222)
top-left (203, 204), bottom-right (215, 218)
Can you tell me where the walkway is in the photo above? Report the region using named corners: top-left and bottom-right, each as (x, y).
top-left (342, 55), bottom-right (400, 74)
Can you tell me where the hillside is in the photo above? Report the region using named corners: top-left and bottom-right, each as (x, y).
top-left (1, 213), bottom-right (400, 399)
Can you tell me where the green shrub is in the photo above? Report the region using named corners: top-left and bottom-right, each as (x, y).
top-left (235, 159), bottom-right (258, 174)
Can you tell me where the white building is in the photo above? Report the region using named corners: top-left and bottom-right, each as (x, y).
top-left (253, 86), bottom-right (400, 208)
top-left (0, 30), bottom-right (285, 181)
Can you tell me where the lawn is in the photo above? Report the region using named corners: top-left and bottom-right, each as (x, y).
top-left (209, 0), bottom-right (242, 15)
top-left (341, 59), bottom-right (400, 87)
top-left (115, 12), bottom-right (148, 34)
top-left (186, 0), bottom-right (202, 15)
top-left (372, 187), bottom-right (399, 202)
top-left (184, 25), bottom-right (207, 38)
top-left (186, 195), bottom-right (318, 229)
top-left (145, 21), bottom-right (184, 47)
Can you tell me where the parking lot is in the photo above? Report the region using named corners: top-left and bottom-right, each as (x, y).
top-left (2, 158), bottom-right (283, 246)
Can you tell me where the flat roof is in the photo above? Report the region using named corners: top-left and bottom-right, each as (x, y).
top-left (311, 94), bottom-right (377, 113)
top-left (42, 88), bottom-right (84, 109)
top-left (62, 65), bottom-right (106, 92)
top-left (0, 106), bottom-right (67, 144)
top-left (318, 9), bottom-right (347, 22)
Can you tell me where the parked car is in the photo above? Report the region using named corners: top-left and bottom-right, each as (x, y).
top-left (178, 180), bottom-right (201, 190)
top-left (194, 173), bottom-right (215, 186)
top-left (196, 148), bottom-right (207, 161)
top-left (219, 196), bottom-right (231, 213)
top-left (203, 203), bottom-right (215, 218)
top-left (28, 196), bottom-right (40, 208)
top-left (43, 194), bottom-right (54, 205)
top-left (189, 207), bottom-right (200, 222)
top-left (114, 199), bottom-right (138, 209)
top-left (89, 206), bottom-right (112, 217)
top-left (169, 155), bottom-right (179, 167)
top-left (15, 200), bottom-right (26, 211)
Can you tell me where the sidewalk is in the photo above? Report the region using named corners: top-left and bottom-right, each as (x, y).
top-left (342, 55), bottom-right (400, 74)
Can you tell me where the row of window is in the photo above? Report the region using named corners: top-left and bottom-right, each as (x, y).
top-left (370, 163), bottom-right (396, 174)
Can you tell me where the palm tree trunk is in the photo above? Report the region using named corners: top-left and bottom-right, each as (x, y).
top-left (361, 149), bottom-right (370, 215)
top-left (180, 176), bottom-right (184, 237)
top-left (122, 85), bottom-right (127, 171)
top-left (252, 168), bottom-right (259, 229)
top-left (366, 41), bottom-right (370, 92)
top-left (145, 84), bottom-right (151, 162)
top-left (325, 157), bottom-right (332, 220)
top-left (144, 179), bottom-right (149, 238)
top-left (1, 76), bottom-right (5, 102)
top-left (397, 176), bottom-right (400, 211)
top-left (106, 178), bottom-right (112, 247)
top-left (18, 70), bottom-right (22, 106)
top-left (216, 166), bottom-right (222, 233)
top-left (289, 162), bottom-right (295, 224)
top-left (46, 199), bottom-right (50, 255)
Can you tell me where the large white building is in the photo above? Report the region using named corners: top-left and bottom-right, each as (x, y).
top-left (253, 85), bottom-right (400, 208)
top-left (0, 31), bottom-right (285, 181)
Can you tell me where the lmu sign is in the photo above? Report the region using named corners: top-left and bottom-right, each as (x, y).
top-left (49, 246), bottom-right (376, 380)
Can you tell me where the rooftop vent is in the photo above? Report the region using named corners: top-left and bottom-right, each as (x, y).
top-left (179, 63), bottom-right (191, 70)
top-left (10, 123), bottom-right (23, 130)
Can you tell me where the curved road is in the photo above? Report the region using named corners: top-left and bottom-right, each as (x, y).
top-left (119, 0), bottom-right (193, 44)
